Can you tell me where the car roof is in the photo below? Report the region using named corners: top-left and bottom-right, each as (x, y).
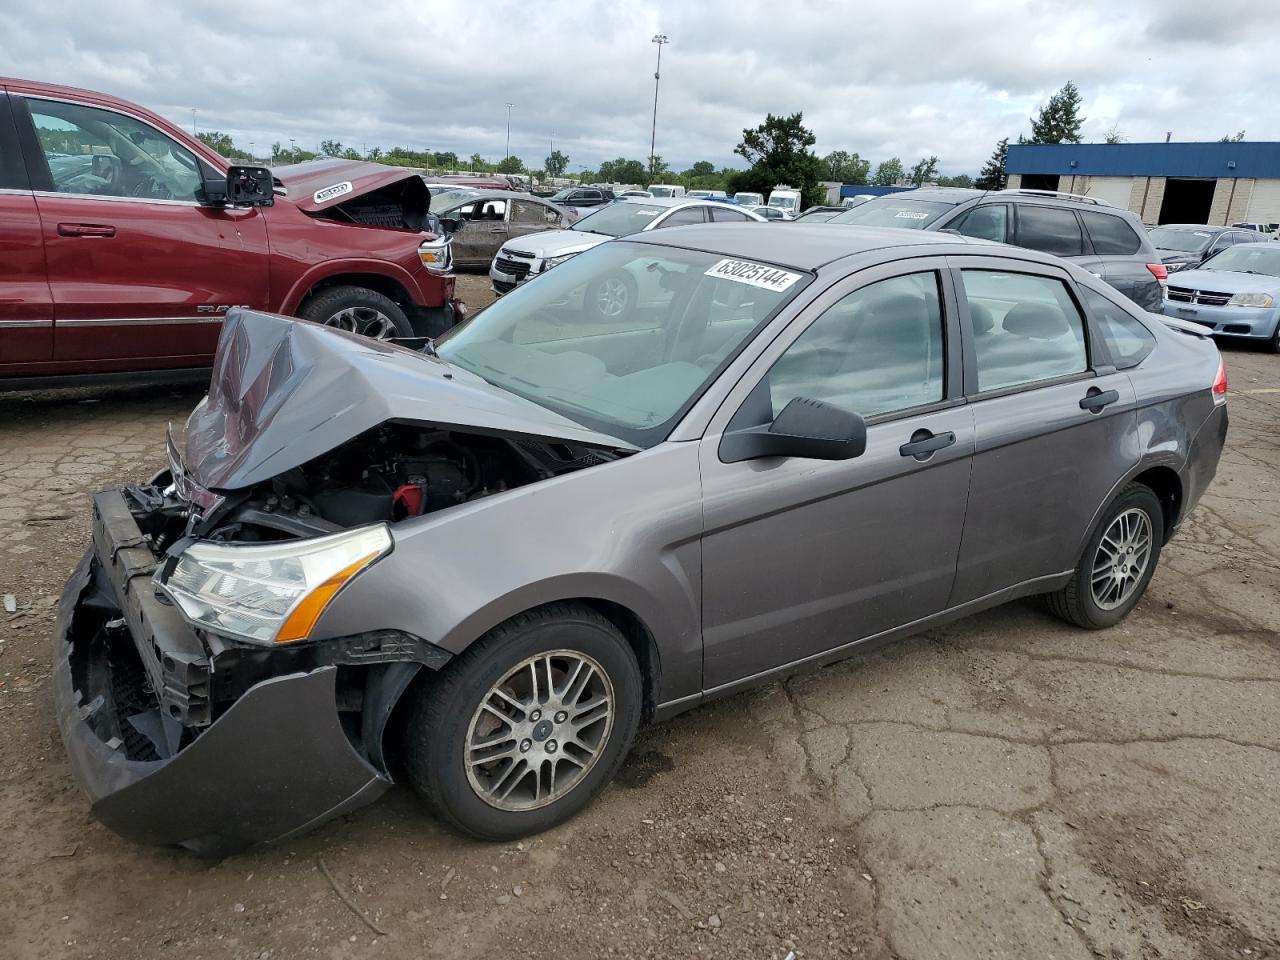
top-left (875, 188), bottom-right (986, 204)
top-left (444, 190), bottom-right (551, 203)
top-left (612, 196), bottom-right (707, 209)
top-left (1156, 223), bottom-right (1228, 232)
top-left (625, 223), bottom-right (994, 270)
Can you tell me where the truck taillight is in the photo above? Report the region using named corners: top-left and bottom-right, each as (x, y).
top-left (1146, 263), bottom-right (1168, 282)
top-left (1212, 357), bottom-right (1228, 404)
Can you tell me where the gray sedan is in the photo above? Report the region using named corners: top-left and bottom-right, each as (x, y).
top-left (429, 190), bottom-right (574, 269)
top-left (55, 226), bottom-right (1227, 852)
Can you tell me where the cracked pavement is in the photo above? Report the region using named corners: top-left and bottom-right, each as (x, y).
top-left (1, 310), bottom-right (1277, 959)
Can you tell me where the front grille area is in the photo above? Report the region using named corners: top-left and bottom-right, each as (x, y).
top-left (1167, 286), bottom-right (1231, 306)
top-left (494, 257), bottom-right (531, 280)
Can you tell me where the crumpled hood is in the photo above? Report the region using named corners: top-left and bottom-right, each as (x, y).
top-left (504, 228), bottom-right (608, 258)
top-left (1166, 268), bottom-right (1280, 295)
top-left (272, 158), bottom-right (427, 213)
top-left (183, 309), bottom-right (636, 490)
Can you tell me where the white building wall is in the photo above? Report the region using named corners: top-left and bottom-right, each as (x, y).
top-left (1245, 180), bottom-right (1280, 223)
top-left (1074, 176), bottom-right (1135, 209)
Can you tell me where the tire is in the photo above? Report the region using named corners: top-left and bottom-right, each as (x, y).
top-left (1266, 318), bottom-right (1280, 354)
top-left (299, 285), bottom-right (413, 340)
top-left (585, 271), bottom-right (638, 322)
top-left (1045, 483), bottom-right (1164, 629)
top-left (402, 603), bottom-right (642, 841)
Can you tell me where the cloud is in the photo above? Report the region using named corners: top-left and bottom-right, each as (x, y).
top-left (0, 0), bottom-right (1275, 175)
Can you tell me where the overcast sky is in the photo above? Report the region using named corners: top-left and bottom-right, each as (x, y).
top-left (2, 0), bottom-right (1275, 175)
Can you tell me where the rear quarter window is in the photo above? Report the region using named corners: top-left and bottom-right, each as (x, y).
top-left (1014, 205), bottom-right (1085, 257)
top-left (1080, 287), bottom-right (1155, 369)
top-left (1081, 211), bottom-right (1142, 255)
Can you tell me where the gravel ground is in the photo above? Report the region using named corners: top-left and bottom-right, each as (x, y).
top-left (1, 285), bottom-right (1278, 959)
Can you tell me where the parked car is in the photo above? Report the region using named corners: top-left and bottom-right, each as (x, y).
top-left (648, 184), bottom-right (686, 198)
top-left (0, 78), bottom-right (462, 383)
top-left (796, 205), bottom-right (847, 222)
top-left (616, 190), bottom-right (653, 199)
top-left (1161, 241), bottom-right (1280, 351)
top-left (733, 191), bottom-right (764, 206)
top-left (843, 194), bottom-right (875, 207)
top-left (428, 191), bottom-right (574, 269)
top-left (828, 188), bottom-right (1167, 311)
top-left (1148, 224), bottom-right (1268, 273)
top-left (1231, 222), bottom-right (1278, 236)
top-left (748, 205), bottom-right (790, 221)
top-left (429, 175), bottom-right (514, 191)
top-left (55, 224), bottom-right (1227, 852)
top-left (488, 197), bottom-right (765, 311)
top-left (766, 185), bottom-right (802, 218)
top-left (687, 190), bottom-right (727, 199)
top-left (549, 186), bottom-right (614, 209)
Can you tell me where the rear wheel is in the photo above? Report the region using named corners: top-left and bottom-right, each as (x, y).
top-left (403, 603), bottom-right (642, 840)
top-left (300, 286), bottom-right (413, 340)
top-left (1045, 484), bottom-right (1164, 629)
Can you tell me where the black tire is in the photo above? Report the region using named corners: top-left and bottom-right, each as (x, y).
top-left (402, 603), bottom-right (642, 841)
top-left (585, 271), bottom-right (638, 322)
top-left (1045, 483), bottom-right (1165, 629)
top-left (1266, 318), bottom-right (1280, 354)
top-left (299, 285), bottom-right (414, 340)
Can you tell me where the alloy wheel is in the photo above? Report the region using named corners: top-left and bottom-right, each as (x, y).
top-left (464, 650), bottom-right (614, 812)
top-left (1090, 507), bottom-right (1153, 610)
top-left (323, 306), bottom-right (397, 340)
top-left (594, 278), bottom-right (630, 318)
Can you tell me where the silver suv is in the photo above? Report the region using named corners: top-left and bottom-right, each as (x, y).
top-left (829, 188), bottom-right (1166, 311)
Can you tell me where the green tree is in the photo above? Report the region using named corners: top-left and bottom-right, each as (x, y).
top-left (320, 139), bottom-right (345, 157)
top-left (872, 157), bottom-right (904, 186)
top-left (271, 141), bottom-right (317, 164)
top-left (909, 156), bottom-right (940, 186)
top-left (597, 158), bottom-right (649, 184)
top-left (685, 160), bottom-right (716, 178)
top-left (732, 112), bottom-right (825, 207)
top-left (1104, 125), bottom-right (1126, 145)
top-left (1025, 81), bottom-right (1085, 144)
top-left (1219, 130), bottom-right (1245, 142)
top-left (936, 173), bottom-right (975, 188)
top-left (821, 150), bottom-right (870, 184)
top-left (545, 149), bottom-right (570, 178)
top-left (468, 152), bottom-right (487, 171)
top-left (195, 131), bottom-right (237, 158)
top-left (496, 155), bottom-right (525, 174)
top-left (974, 138), bottom-right (1008, 191)
top-left (366, 146), bottom-right (383, 161)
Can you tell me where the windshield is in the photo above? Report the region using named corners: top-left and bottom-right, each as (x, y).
top-left (827, 197), bottom-right (956, 229)
top-left (570, 202), bottom-right (666, 237)
top-left (649, 186), bottom-right (676, 198)
top-left (437, 241), bottom-right (810, 446)
top-left (769, 195), bottom-right (799, 211)
top-left (1149, 227), bottom-right (1212, 253)
top-left (429, 188), bottom-right (479, 212)
top-left (1201, 244), bottom-right (1280, 277)
top-left (735, 193), bottom-right (763, 204)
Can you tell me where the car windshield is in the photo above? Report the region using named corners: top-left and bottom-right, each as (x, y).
top-left (649, 186), bottom-right (676, 197)
top-left (828, 197), bottom-right (957, 229)
top-left (436, 241), bottom-right (810, 447)
top-left (1149, 227), bottom-right (1213, 253)
top-left (429, 189), bottom-right (479, 212)
top-left (1201, 244), bottom-right (1280, 277)
top-left (569, 202), bottom-right (667, 237)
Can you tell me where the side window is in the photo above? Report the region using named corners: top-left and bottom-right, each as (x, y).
top-left (962, 270), bottom-right (1088, 392)
top-left (956, 204), bottom-right (1008, 242)
top-left (766, 273), bottom-right (945, 418)
top-left (709, 206), bottom-right (751, 222)
top-left (1080, 211), bottom-right (1142, 255)
top-left (1233, 231), bottom-right (1261, 246)
top-left (26, 98), bottom-right (202, 201)
top-left (512, 200), bottom-right (553, 224)
top-left (476, 198), bottom-right (507, 220)
top-left (655, 206), bottom-right (707, 228)
top-left (1014, 205), bottom-right (1085, 257)
top-left (1081, 287), bottom-right (1155, 369)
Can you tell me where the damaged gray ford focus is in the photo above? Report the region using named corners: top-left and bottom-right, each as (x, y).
top-left (55, 225), bottom-right (1228, 854)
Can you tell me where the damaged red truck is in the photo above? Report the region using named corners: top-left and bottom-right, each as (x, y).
top-left (0, 77), bottom-right (462, 383)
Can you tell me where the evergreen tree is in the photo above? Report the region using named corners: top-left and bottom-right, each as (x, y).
top-left (1026, 81), bottom-right (1085, 144)
top-left (975, 138), bottom-right (1009, 191)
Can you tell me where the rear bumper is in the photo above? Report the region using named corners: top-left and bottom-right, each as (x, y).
top-left (53, 492), bottom-right (389, 855)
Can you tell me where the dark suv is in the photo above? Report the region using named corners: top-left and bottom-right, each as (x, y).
top-left (549, 186), bottom-right (615, 209)
top-left (828, 188), bottom-right (1166, 311)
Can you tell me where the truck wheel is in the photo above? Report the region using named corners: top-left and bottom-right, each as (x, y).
top-left (300, 286), bottom-right (414, 340)
top-left (402, 603), bottom-right (642, 841)
top-left (1045, 483), bottom-right (1164, 629)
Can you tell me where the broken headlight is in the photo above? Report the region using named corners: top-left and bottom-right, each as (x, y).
top-left (161, 525), bottom-right (392, 645)
top-left (419, 237), bottom-right (452, 274)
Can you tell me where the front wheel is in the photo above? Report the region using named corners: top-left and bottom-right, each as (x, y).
top-left (1045, 483), bottom-right (1164, 629)
top-left (402, 603), bottom-right (642, 840)
top-left (1266, 317), bottom-right (1280, 354)
top-left (299, 285), bottom-right (414, 340)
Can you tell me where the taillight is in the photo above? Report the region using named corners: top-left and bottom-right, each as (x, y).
top-left (1212, 357), bottom-right (1228, 404)
top-left (1146, 263), bottom-right (1168, 282)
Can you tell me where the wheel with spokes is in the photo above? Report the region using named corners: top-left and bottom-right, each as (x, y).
top-left (585, 271), bottom-right (638, 322)
top-left (299, 285), bottom-right (413, 341)
top-left (403, 603), bottom-right (641, 840)
top-left (1046, 484), bottom-right (1164, 629)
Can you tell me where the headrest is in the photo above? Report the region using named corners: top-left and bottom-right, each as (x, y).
top-left (1002, 302), bottom-right (1070, 340)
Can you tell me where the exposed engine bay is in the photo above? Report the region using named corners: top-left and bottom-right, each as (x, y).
top-left (312, 177), bottom-right (437, 232)
top-left (133, 422), bottom-right (622, 552)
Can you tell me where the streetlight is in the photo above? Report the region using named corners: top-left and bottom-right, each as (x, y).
top-left (648, 34), bottom-right (669, 180)
top-left (191, 108), bottom-right (197, 137)
top-left (504, 102), bottom-right (514, 161)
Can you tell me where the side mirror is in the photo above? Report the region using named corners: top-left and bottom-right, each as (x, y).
top-left (225, 165), bottom-right (274, 206)
top-left (720, 397), bottom-right (867, 464)
top-left (439, 217), bottom-right (463, 235)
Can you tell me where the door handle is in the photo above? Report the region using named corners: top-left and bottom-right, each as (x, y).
top-left (489, 227), bottom-right (506, 233)
top-left (1079, 387), bottom-right (1120, 412)
top-left (899, 429), bottom-right (956, 460)
top-left (57, 222), bottom-right (115, 238)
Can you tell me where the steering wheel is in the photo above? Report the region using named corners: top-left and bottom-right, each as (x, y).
top-left (129, 174), bottom-right (175, 200)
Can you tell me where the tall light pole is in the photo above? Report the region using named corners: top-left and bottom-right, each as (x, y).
top-left (504, 102), bottom-right (514, 161)
top-left (648, 34), bottom-right (669, 180)
top-left (191, 108), bottom-right (197, 137)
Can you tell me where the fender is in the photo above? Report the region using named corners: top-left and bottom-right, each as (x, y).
top-left (279, 258), bottom-right (429, 315)
top-left (1074, 451), bottom-right (1186, 559)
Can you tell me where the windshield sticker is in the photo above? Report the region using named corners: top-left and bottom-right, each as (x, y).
top-left (637, 209), bottom-right (661, 215)
top-left (705, 258), bottom-right (803, 292)
top-left (313, 181), bottom-right (353, 204)
top-left (1194, 231), bottom-right (1211, 237)
top-left (895, 210), bottom-right (929, 220)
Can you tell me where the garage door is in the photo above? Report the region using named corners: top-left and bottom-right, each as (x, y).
top-left (1245, 179), bottom-right (1280, 223)
top-left (1079, 177), bottom-right (1134, 210)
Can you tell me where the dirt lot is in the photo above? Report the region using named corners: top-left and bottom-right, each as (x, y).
top-left (2, 281), bottom-right (1278, 960)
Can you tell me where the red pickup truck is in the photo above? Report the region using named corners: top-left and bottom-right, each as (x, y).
top-left (0, 77), bottom-right (462, 384)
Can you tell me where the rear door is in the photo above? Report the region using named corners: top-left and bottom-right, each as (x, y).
top-left (0, 90), bottom-right (53, 367)
top-left (947, 256), bottom-right (1138, 604)
top-left (1079, 209), bottom-right (1159, 310)
top-left (507, 198), bottom-right (560, 244)
top-left (17, 94), bottom-right (269, 367)
top-left (448, 196), bottom-right (508, 266)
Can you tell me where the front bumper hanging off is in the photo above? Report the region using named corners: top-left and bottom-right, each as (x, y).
top-left (53, 490), bottom-right (392, 855)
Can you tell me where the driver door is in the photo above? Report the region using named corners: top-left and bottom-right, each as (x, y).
top-left (18, 95), bottom-right (268, 366)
